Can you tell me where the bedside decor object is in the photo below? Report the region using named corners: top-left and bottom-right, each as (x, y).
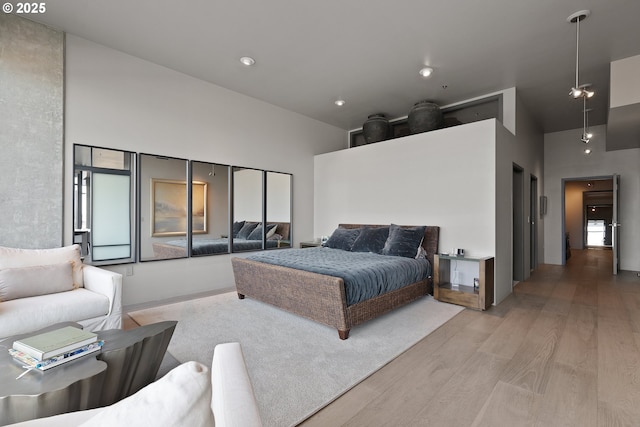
top-left (407, 100), bottom-right (443, 134)
top-left (362, 113), bottom-right (391, 144)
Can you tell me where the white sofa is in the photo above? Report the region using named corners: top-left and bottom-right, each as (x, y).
top-left (0, 245), bottom-right (122, 339)
top-left (7, 342), bottom-right (263, 427)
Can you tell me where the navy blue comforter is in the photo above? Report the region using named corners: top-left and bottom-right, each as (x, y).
top-left (246, 247), bottom-right (431, 305)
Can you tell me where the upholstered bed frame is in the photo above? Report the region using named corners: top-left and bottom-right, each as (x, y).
top-left (231, 224), bottom-right (439, 339)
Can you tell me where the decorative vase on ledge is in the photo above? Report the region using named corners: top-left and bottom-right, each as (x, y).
top-left (362, 113), bottom-right (391, 144)
top-left (407, 101), bottom-right (443, 134)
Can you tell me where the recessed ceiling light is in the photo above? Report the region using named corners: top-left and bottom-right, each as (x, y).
top-left (334, 99), bottom-right (346, 107)
top-left (419, 67), bottom-right (433, 78)
top-left (584, 148), bottom-right (592, 154)
top-left (240, 56), bottom-right (255, 66)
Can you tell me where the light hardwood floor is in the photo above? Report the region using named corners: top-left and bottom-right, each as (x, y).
top-left (300, 249), bottom-right (640, 426)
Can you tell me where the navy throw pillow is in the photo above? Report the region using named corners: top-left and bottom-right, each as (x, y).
top-left (236, 222), bottom-right (259, 239)
top-left (351, 227), bottom-right (390, 254)
top-left (324, 227), bottom-right (362, 251)
top-left (381, 224), bottom-right (426, 258)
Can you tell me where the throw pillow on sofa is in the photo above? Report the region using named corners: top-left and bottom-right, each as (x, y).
top-left (0, 245), bottom-right (84, 287)
top-left (0, 262), bottom-right (74, 301)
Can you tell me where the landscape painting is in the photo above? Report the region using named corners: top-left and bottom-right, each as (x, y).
top-left (152, 179), bottom-right (207, 236)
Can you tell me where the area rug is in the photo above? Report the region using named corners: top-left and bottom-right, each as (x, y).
top-left (128, 292), bottom-right (463, 426)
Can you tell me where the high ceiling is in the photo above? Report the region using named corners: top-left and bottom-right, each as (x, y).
top-left (26, 0), bottom-right (640, 133)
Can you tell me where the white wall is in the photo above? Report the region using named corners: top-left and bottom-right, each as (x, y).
top-left (495, 123), bottom-right (516, 303)
top-left (63, 35), bottom-right (346, 305)
top-left (493, 93), bottom-right (544, 303)
top-left (315, 119), bottom-right (497, 263)
top-left (544, 125), bottom-right (640, 271)
top-left (610, 55), bottom-right (640, 108)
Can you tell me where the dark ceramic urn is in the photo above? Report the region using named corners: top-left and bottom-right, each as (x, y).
top-left (362, 113), bottom-right (391, 144)
top-left (407, 101), bottom-right (443, 134)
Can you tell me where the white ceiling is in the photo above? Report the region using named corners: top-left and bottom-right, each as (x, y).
top-left (27, 0), bottom-right (640, 133)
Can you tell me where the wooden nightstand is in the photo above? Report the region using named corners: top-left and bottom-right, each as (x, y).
top-left (299, 241), bottom-right (322, 248)
top-left (434, 254), bottom-right (494, 310)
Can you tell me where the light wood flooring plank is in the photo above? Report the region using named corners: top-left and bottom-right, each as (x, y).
top-left (572, 278), bottom-right (599, 307)
top-left (534, 363), bottom-right (597, 427)
top-left (338, 325), bottom-right (492, 427)
top-left (598, 399), bottom-right (640, 427)
top-left (620, 291), bottom-right (640, 333)
top-left (499, 311), bottom-right (567, 394)
top-left (541, 280), bottom-right (577, 315)
top-left (554, 303), bottom-right (598, 373)
top-left (409, 351), bottom-right (510, 427)
top-left (597, 317), bottom-right (640, 419)
top-left (470, 381), bottom-right (540, 427)
top-left (477, 306), bottom-right (540, 359)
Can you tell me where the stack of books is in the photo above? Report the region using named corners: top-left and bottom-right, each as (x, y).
top-left (10, 326), bottom-right (104, 371)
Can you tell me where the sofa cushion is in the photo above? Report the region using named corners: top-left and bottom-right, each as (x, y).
top-left (79, 361), bottom-right (214, 427)
top-left (0, 289), bottom-right (110, 338)
top-left (0, 263), bottom-right (74, 302)
top-left (0, 245), bottom-right (83, 288)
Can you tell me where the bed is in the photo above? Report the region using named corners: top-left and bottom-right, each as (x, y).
top-left (152, 222), bottom-right (290, 258)
top-left (231, 224), bottom-right (439, 339)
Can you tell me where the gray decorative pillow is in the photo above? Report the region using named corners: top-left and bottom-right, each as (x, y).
top-left (247, 223), bottom-right (278, 240)
top-left (324, 227), bottom-right (362, 251)
top-left (381, 224), bottom-right (426, 258)
top-left (236, 222), bottom-right (259, 239)
top-left (232, 221), bottom-right (246, 237)
top-left (351, 227), bottom-right (390, 254)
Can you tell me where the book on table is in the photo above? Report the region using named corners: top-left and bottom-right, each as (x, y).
top-left (12, 326), bottom-right (98, 361)
top-left (9, 341), bottom-right (104, 371)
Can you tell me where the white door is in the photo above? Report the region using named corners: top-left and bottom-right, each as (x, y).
top-left (612, 174), bottom-right (620, 275)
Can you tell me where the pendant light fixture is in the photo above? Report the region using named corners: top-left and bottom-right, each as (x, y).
top-left (567, 10), bottom-right (594, 99)
top-left (581, 96), bottom-right (592, 143)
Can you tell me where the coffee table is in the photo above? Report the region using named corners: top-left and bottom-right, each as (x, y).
top-left (0, 320), bottom-right (176, 426)
top-left (0, 322), bottom-right (107, 426)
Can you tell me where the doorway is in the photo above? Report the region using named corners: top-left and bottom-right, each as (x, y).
top-left (513, 164), bottom-right (525, 283)
top-left (562, 175), bottom-right (619, 274)
top-left (530, 175), bottom-right (538, 272)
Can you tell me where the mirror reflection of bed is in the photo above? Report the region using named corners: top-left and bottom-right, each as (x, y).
top-left (152, 221), bottom-right (291, 259)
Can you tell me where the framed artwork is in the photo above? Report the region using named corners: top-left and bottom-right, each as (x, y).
top-left (151, 179), bottom-right (207, 236)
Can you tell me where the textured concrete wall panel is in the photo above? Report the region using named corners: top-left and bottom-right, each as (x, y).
top-left (0, 15), bottom-right (64, 248)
